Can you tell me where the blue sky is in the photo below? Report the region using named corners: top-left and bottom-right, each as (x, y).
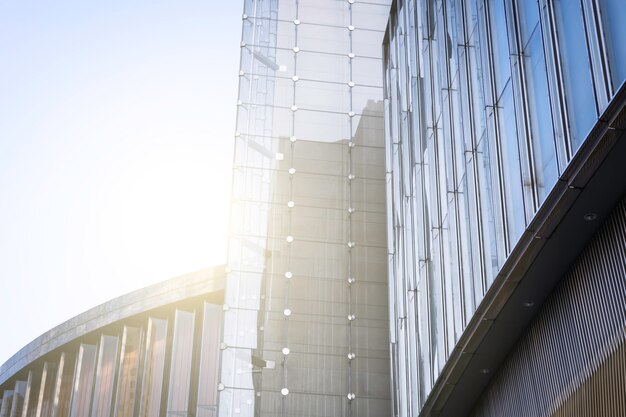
top-left (0, 1), bottom-right (242, 364)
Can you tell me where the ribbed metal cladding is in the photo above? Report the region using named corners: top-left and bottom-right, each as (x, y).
top-left (470, 195), bottom-right (626, 417)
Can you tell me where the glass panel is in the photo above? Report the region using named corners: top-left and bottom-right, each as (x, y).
top-left (217, 389), bottom-right (255, 417)
top-left (476, 129), bottom-right (501, 284)
top-left (246, 76), bottom-right (293, 109)
top-left (219, 348), bottom-right (254, 390)
top-left (553, 0), bottom-right (597, 152)
top-left (520, 0), bottom-right (539, 48)
top-left (296, 52), bottom-right (349, 83)
top-left (598, 0), bottom-right (626, 90)
top-left (196, 303), bottom-right (222, 417)
top-left (351, 115), bottom-right (385, 148)
top-left (352, 397), bottom-right (391, 417)
top-left (91, 336), bottom-right (118, 417)
top-left (275, 21), bottom-right (296, 50)
top-left (297, 24), bottom-right (349, 55)
top-left (352, 57), bottom-right (384, 87)
top-left (166, 310), bottom-right (195, 416)
top-left (244, 0), bottom-right (279, 20)
top-left (138, 317), bottom-right (168, 417)
top-left (351, 29), bottom-right (387, 58)
top-left (69, 345), bottom-right (97, 417)
top-left (352, 86), bottom-right (384, 114)
top-left (297, 0), bottom-right (349, 27)
top-left (294, 139), bottom-right (347, 176)
top-left (295, 81), bottom-right (350, 113)
top-left (523, 30), bottom-right (558, 204)
top-left (352, 3), bottom-right (391, 30)
top-left (114, 327), bottom-right (142, 417)
top-left (488, 0), bottom-right (512, 97)
top-left (225, 271), bottom-right (263, 310)
top-left (497, 84), bottom-right (525, 251)
top-left (293, 110), bottom-right (350, 142)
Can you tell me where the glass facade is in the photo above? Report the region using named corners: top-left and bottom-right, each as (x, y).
top-left (384, 0), bottom-right (626, 414)
top-left (1, 3), bottom-right (624, 417)
top-left (222, 0), bottom-right (391, 416)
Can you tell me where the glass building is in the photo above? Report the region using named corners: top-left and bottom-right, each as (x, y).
top-left (221, 0), bottom-right (392, 416)
top-left (384, 0), bottom-right (626, 416)
top-left (3, 2), bottom-right (626, 417)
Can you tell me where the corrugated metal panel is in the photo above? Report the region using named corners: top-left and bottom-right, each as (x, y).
top-left (471, 197), bottom-right (626, 417)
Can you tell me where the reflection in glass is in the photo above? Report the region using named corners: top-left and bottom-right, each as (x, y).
top-left (488, 0), bottom-right (511, 98)
top-left (384, 0), bottom-right (626, 412)
top-left (298, 0), bottom-right (349, 27)
top-left (523, 30), bottom-right (557, 204)
top-left (598, 0), bottom-right (626, 90)
top-left (554, 0), bottom-right (597, 152)
top-left (497, 85), bottom-right (525, 249)
top-left (226, 0), bottom-right (392, 416)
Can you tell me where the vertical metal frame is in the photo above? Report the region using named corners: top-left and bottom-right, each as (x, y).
top-left (506, 0), bottom-right (540, 219)
top-left (538, 0), bottom-right (570, 172)
top-left (478, 0), bottom-right (510, 259)
top-left (540, 0), bottom-right (600, 162)
top-left (385, 11), bottom-right (397, 414)
top-left (458, 0), bottom-right (488, 301)
top-left (582, 0), bottom-right (611, 109)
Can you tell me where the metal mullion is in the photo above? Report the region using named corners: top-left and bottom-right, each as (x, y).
top-left (460, 0), bottom-right (488, 298)
top-left (589, 0), bottom-right (619, 97)
top-left (425, 0), bottom-right (450, 362)
top-left (510, 0), bottom-right (540, 216)
top-left (410, 194), bottom-right (424, 411)
top-left (481, 0), bottom-right (511, 258)
top-left (398, 182), bottom-right (411, 417)
top-left (347, 3), bottom-right (355, 414)
top-left (417, 77), bottom-right (435, 389)
top-left (402, 81), bottom-right (419, 412)
top-left (546, 0), bottom-right (578, 162)
top-left (442, 0), bottom-right (469, 330)
top-left (534, 1), bottom-right (567, 175)
top-left (582, 0), bottom-right (611, 107)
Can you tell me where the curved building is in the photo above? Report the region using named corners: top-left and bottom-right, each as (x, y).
top-left (0, 266), bottom-right (225, 417)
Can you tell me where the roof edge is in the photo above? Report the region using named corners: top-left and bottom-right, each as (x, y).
top-left (0, 265), bottom-right (226, 385)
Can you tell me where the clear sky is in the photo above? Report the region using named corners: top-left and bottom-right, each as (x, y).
top-left (0, 1), bottom-right (242, 364)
